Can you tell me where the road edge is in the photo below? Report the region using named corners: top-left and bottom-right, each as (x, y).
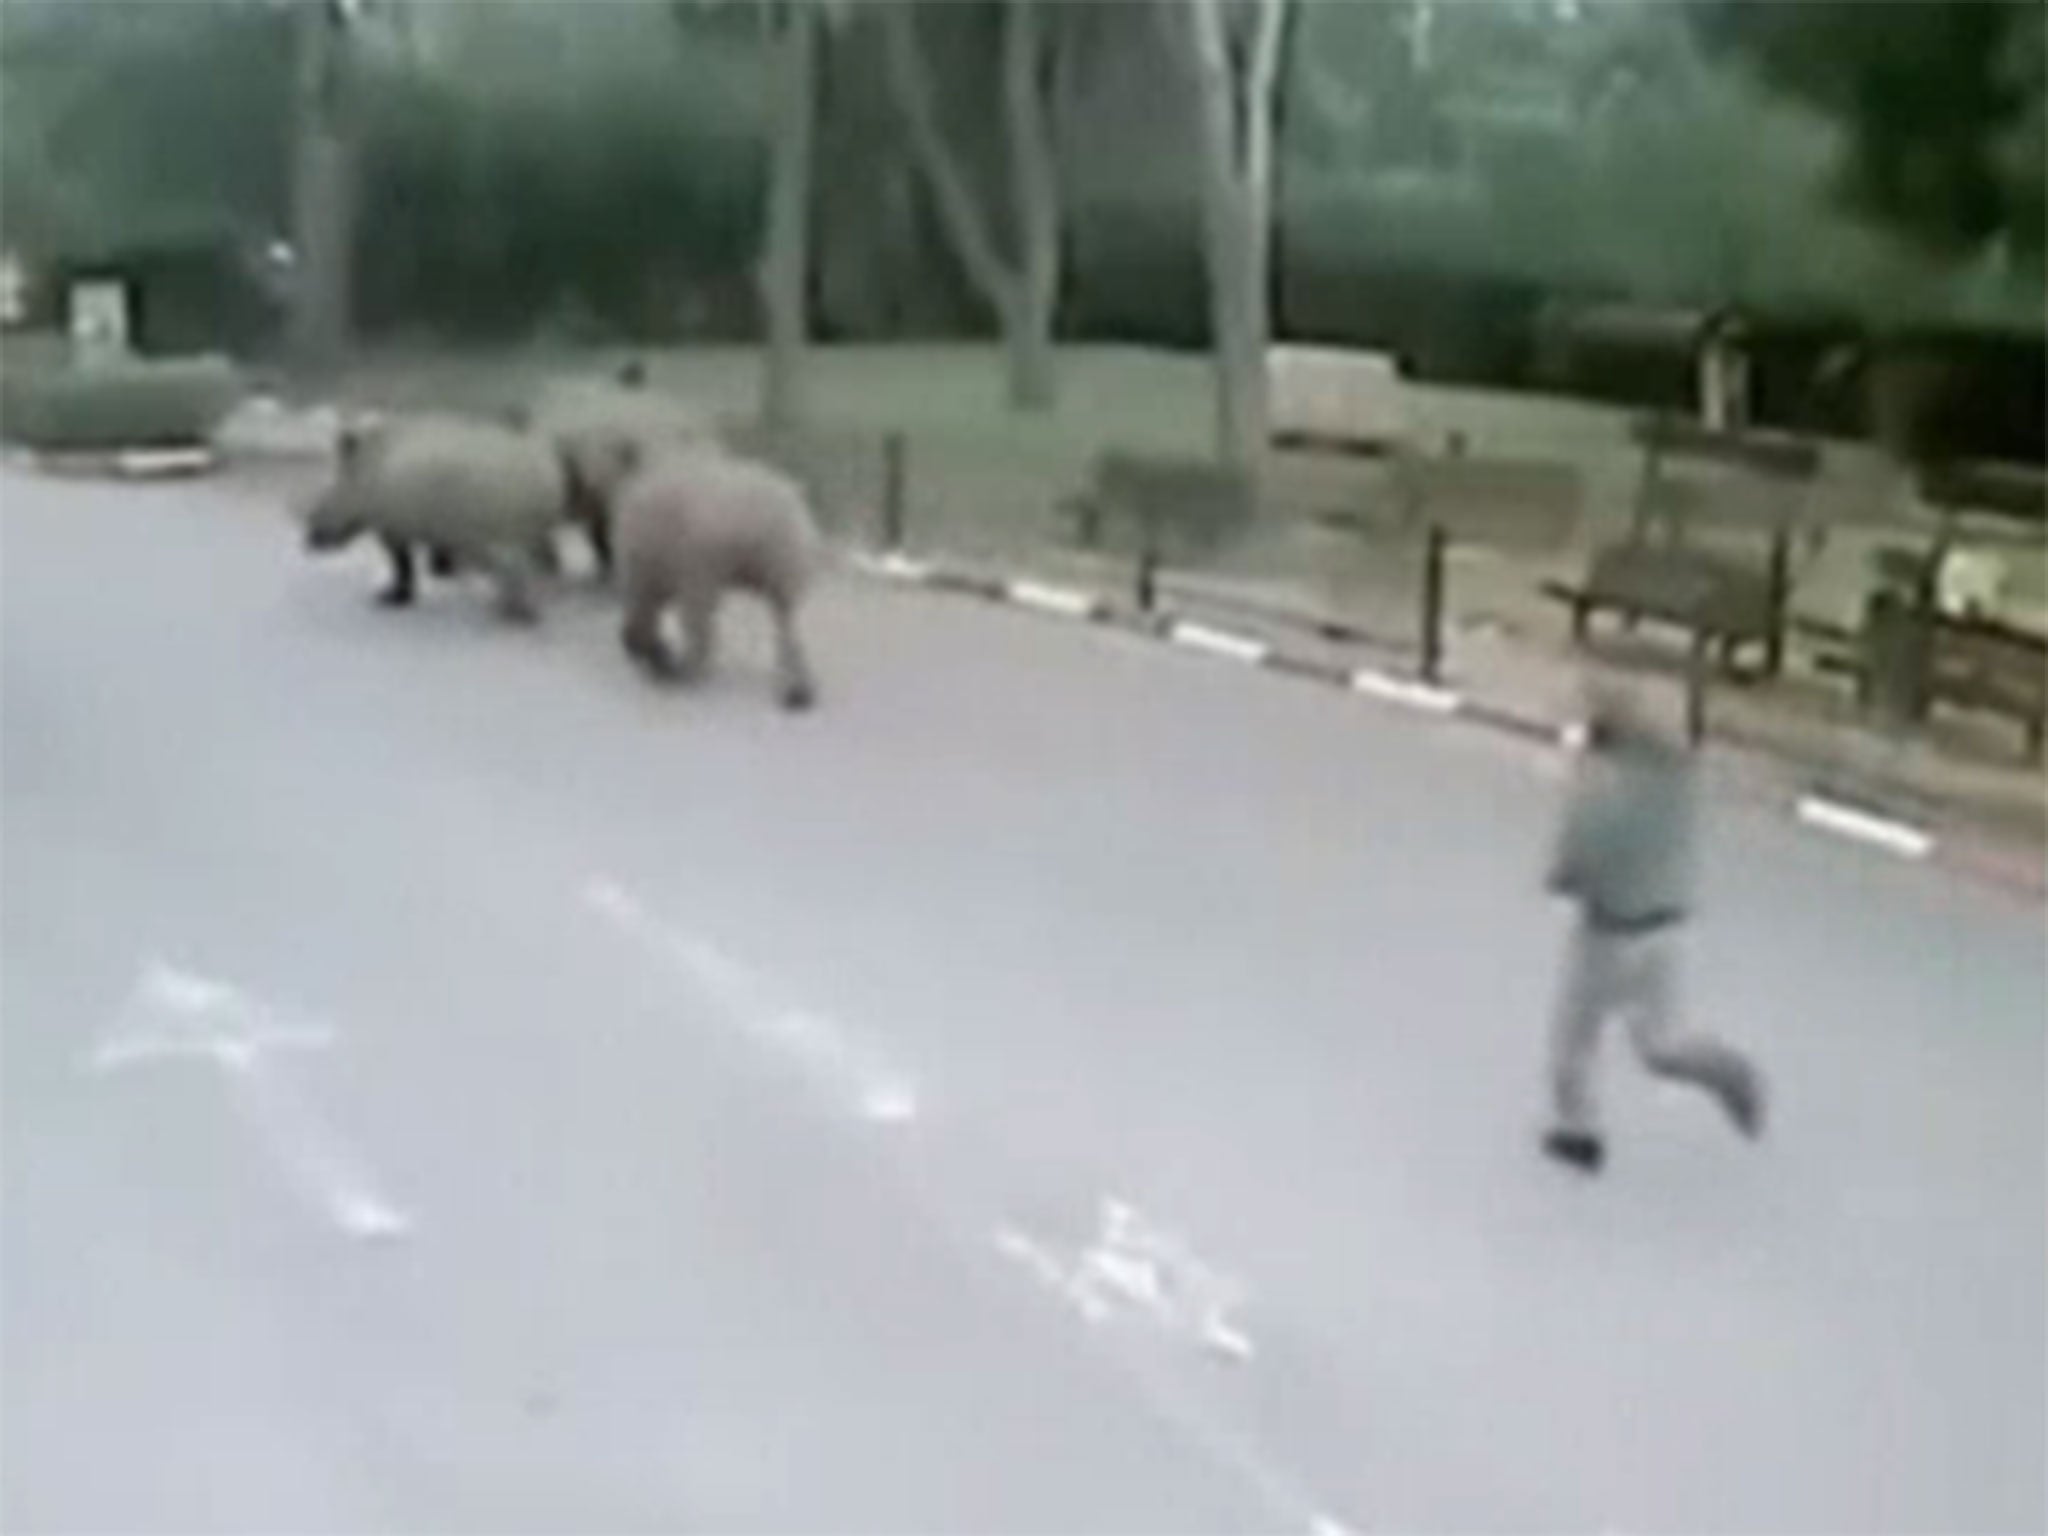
top-left (848, 550), bottom-right (2046, 904)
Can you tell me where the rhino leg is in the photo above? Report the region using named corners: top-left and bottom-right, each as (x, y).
top-left (562, 459), bottom-right (612, 581)
top-left (620, 583), bottom-right (679, 681)
top-left (769, 591), bottom-right (816, 712)
top-left (675, 578), bottom-right (721, 686)
top-left (583, 511), bottom-right (614, 580)
top-left (528, 532), bottom-right (563, 580)
top-left (483, 547), bottom-right (541, 626)
top-left (377, 535), bottom-right (418, 607)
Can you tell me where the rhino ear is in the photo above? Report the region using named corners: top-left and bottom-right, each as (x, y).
top-left (337, 421), bottom-right (370, 472)
top-left (336, 411), bottom-right (388, 473)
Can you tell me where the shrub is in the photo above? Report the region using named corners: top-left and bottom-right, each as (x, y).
top-left (0, 352), bottom-right (241, 451)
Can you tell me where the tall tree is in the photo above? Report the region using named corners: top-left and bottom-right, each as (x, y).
top-left (289, 0), bottom-right (358, 376)
top-left (1165, 0), bottom-right (1291, 471)
top-left (760, 0), bottom-right (818, 431)
top-left (882, 0), bottom-right (1064, 410)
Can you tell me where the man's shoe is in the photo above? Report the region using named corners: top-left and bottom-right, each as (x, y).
top-left (1543, 1129), bottom-right (1606, 1174)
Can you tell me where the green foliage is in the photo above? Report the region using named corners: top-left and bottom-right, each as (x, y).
top-left (352, 57), bottom-right (764, 342)
top-left (1696, 0), bottom-right (2044, 277)
top-left (0, 0), bottom-right (296, 262)
top-left (806, 5), bottom-right (979, 338)
top-left (0, 354), bottom-right (243, 450)
top-left (351, 4), bottom-right (771, 342)
top-left (3, 0), bottom-right (773, 346)
top-left (1279, 0), bottom-right (2042, 331)
top-left (1066, 197), bottom-right (1207, 348)
top-left (6, 0), bottom-right (2036, 366)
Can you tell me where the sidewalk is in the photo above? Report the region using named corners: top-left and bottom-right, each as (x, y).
top-left (903, 533), bottom-right (2046, 895)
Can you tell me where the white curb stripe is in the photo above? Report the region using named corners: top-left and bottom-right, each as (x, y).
top-left (116, 447), bottom-right (215, 477)
top-left (1006, 579), bottom-right (1098, 619)
top-left (1795, 796), bottom-right (1934, 859)
top-left (1168, 621), bottom-right (1270, 665)
top-left (851, 550), bottom-right (934, 582)
top-left (6, 447), bottom-right (216, 478)
top-left (1350, 668), bottom-right (1462, 715)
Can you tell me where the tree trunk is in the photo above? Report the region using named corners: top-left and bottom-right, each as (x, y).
top-left (1237, 0), bottom-right (1285, 461)
top-left (883, 0), bottom-right (1063, 413)
top-left (1210, 201), bottom-right (1264, 473)
top-left (761, 0), bottom-right (817, 435)
top-left (1007, 290), bottom-right (1057, 409)
top-left (1175, 0), bottom-right (1289, 473)
top-left (1003, 0), bottom-right (1061, 410)
top-left (289, 0), bottom-right (354, 380)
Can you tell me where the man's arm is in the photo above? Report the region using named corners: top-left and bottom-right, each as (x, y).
top-left (1546, 776), bottom-right (1599, 897)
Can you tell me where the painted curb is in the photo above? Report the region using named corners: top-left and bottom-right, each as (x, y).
top-left (850, 545), bottom-right (2045, 904)
top-left (1794, 795), bottom-right (1935, 859)
top-left (6, 445), bottom-right (219, 480)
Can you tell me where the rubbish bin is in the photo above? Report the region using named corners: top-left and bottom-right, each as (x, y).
top-left (1861, 546), bottom-right (1932, 728)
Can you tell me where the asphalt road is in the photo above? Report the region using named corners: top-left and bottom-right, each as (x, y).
top-left (3, 464), bottom-right (2042, 1534)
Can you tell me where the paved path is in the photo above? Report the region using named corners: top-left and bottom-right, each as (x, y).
top-left (3, 467), bottom-right (2041, 1533)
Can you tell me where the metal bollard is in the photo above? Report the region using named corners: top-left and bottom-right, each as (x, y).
top-left (1134, 501), bottom-right (1163, 614)
top-left (1685, 626), bottom-right (1709, 746)
top-left (1763, 526), bottom-right (1790, 678)
top-left (1419, 523), bottom-right (1448, 684)
top-left (880, 431), bottom-right (907, 551)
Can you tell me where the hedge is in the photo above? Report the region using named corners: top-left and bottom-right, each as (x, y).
top-left (0, 352), bottom-right (242, 451)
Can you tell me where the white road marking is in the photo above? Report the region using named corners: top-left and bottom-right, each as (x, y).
top-left (1795, 795), bottom-right (1934, 860)
top-left (1349, 668), bottom-right (1462, 715)
top-left (587, 881), bottom-right (1344, 1531)
top-left (584, 877), bottom-right (920, 1129)
top-left (677, 936), bottom-right (776, 1018)
top-left (220, 1055), bottom-right (413, 1241)
top-left (997, 1196), bottom-right (1254, 1360)
top-left (90, 960), bottom-right (333, 1071)
top-left (992, 1209), bottom-right (1345, 1534)
top-left (91, 960), bottom-right (410, 1242)
top-left (581, 875), bottom-right (642, 926)
top-left (1168, 621), bottom-right (1271, 666)
top-left (995, 1225), bottom-right (1100, 1315)
top-left (858, 1080), bottom-right (921, 1124)
top-left (1007, 579), bottom-right (1099, 619)
top-left (1200, 1311), bottom-right (1256, 1363)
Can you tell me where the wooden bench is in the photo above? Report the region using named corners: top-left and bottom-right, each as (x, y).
top-left (1062, 450), bottom-right (1254, 609)
top-left (1303, 449), bottom-right (1586, 681)
top-left (1389, 452), bottom-right (1583, 551)
top-left (1926, 613), bottom-right (2047, 758)
top-left (1543, 541), bottom-right (1788, 676)
top-left (1631, 413), bottom-right (1821, 485)
top-left (1850, 458), bottom-right (2048, 756)
top-left (1305, 452), bottom-right (1583, 545)
top-left (1546, 415), bottom-right (1814, 680)
top-left (1916, 460), bottom-right (2047, 526)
